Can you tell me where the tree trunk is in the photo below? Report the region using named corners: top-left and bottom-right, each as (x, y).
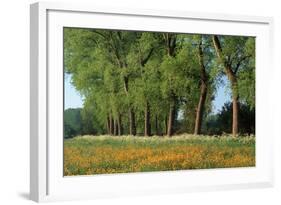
top-left (144, 101), bottom-right (151, 136)
top-left (165, 116), bottom-right (168, 135)
top-left (164, 34), bottom-right (177, 137)
top-left (129, 108), bottom-right (136, 135)
top-left (117, 114), bottom-right (123, 136)
top-left (109, 113), bottom-right (114, 135)
top-left (194, 39), bottom-right (208, 135)
top-left (124, 76), bottom-right (136, 136)
top-left (164, 33), bottom-right (176, 57)
top-left (194, 83), bottom-right (207, 135)
top-left (155, 115), bottom-right (160, 136)
top-left (167, 98), bottom-right (176, 137)
top-left (113, 119), bottom-right (118, 136)
top-left (212, 35), bottom-right (239, 137)
top-left (225, 69), bottom-right (239, 137)
top-left (106, 115), bottom-right (110, 135)
top-left (231, 78), bottom-right (239, 137)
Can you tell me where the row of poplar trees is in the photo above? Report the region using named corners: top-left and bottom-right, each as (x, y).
top-left (64, 28), bottom-right (255, 137)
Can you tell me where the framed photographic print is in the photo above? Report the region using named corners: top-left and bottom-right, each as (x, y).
top-left (30, 2), bottom-right (274, 202)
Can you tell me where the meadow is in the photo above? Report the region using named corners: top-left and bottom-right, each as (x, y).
top-left (63, 135), bottom-right (255, 176)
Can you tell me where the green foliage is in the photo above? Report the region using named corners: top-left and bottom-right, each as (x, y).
top-left (238, 38), bottom-right (256, 109)
top-left (64, 27), bottom-right (255, 136)
top-left (214, 36), bottom-right (255, 103)
top-left (64, 108), bottom-right (82, 138)
top-left (203, 102), bottom-right (255, 135)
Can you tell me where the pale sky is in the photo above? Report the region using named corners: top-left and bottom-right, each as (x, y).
top-left (64, 74), bottom-right (84, 109)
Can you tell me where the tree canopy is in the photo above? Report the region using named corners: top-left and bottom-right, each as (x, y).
top-left (64, 28), bottom-right (255, 138)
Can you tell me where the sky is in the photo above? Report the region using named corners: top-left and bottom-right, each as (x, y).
top-left (64, 74), bottom-right (231, 114)
top-left (64, 74), bottom-right (84, 109)
top-left (212, 77), bottom-right (231, 113)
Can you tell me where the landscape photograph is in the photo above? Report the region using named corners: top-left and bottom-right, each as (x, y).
top-left (63, 28), bottom-right (255, 176)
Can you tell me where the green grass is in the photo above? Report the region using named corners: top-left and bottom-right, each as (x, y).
top-left (63, 134), bottom-right (255, 176)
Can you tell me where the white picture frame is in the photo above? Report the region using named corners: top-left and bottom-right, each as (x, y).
top-left (30, 1), bottom-right (274, 202)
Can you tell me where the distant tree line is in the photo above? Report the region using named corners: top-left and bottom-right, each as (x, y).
top-left (64, 108), bottom-right (82, 139)
top-left (64, 102), bottom-right (255, 139)
top-left (64, 28), bottom-right (255, 138)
